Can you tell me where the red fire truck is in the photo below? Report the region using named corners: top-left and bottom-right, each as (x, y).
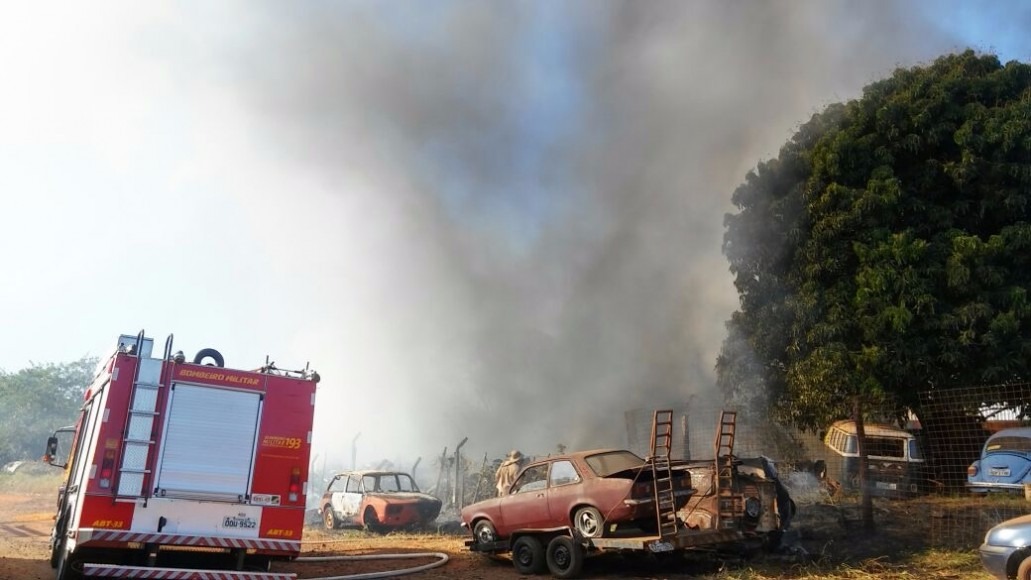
top-left (43, 332), bottom-right (319, 580)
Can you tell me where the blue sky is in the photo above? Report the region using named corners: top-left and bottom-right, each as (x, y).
top-left (1, 1), bottom-right (1029, 466)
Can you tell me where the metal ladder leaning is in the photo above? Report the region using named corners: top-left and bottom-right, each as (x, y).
top-left (714, 409), bottom-right (741, 529)
top-left (115, 334), bottom-right (171, 498)
top-left (649, 409), bottom-right (679, 538)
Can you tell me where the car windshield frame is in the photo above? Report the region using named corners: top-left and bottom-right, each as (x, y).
top-left (584, 450), bottom-right (646, 477)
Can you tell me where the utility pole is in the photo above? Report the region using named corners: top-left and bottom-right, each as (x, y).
top-left (351, 432), bottom-right (361, 471)
top-left (453, 437), bottom-right (468, 509)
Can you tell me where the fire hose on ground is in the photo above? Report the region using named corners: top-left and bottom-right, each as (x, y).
top-left (291, 548), bottom-right (450, 580)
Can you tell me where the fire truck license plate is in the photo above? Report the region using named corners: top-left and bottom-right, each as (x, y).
top-left (223, 515), bottom-right (258, 529)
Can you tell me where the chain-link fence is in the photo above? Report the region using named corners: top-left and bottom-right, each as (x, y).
top-left (623, 384), bottom-right (1031, 547)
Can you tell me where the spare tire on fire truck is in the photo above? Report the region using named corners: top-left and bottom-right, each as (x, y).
top-left (192, 348), bottom-right (224, 367)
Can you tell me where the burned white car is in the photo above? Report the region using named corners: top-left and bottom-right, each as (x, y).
top-left (319, 470), bottom-right (442, 532)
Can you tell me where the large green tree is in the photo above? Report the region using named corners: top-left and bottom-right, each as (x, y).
top-left (0, 358), bottom-right (96, 464)
top-left (718, 51), bottom-right (1031, 429)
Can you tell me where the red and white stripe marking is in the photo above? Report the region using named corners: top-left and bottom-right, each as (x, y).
top-left (78, 529), bottom-right (300, 553)
top-left (82, 564), bottom-right (296, 580)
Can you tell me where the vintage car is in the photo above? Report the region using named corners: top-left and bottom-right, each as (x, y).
top-left (817, 419), bottom-right (927, 497)
top-left (460, 448), bottom-right (693, 543)
top-left (968, 427), bottom-right (1031, 493)
top-left (980, 512), bottom-right (1031, 579)
top-left (319, 470), bottom-right (442, 532)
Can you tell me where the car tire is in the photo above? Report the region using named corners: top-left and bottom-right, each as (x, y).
top-left (323, 508), bottom-right (339, 530)
top-left (473, 519), bottom-right (498, 545)
top-left (573, 506), bottom-right (605, 538)
top-left (546, 535), bottom-right (584, 579)
top-left (1018, 556), bottom-right (1031, 580)
top-left (511, 536), bottom-right (547, 575)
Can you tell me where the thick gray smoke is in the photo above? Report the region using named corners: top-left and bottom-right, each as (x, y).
top-left (200, 1), bottom-right (966, 466)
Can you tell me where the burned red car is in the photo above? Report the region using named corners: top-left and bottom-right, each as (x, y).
top-left (319, 470), bottom-right (442, 532)
top-left (461, 449), bottom-right (692, 543)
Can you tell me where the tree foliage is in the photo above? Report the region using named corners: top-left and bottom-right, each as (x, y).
top-left (0, 358), bottom-right (96, 464)
top-left (718, 51), bottom-right (1031, 430)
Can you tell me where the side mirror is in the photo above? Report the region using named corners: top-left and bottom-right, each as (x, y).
top-left (43, 437), bottom-right (61, 467)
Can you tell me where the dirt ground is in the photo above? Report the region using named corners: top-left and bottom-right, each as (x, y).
top-left (0, 490), bottom-right (998, 579)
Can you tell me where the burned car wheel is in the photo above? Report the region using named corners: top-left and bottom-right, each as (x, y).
top-left (473, 519), bottom-right (498, 545)
top-left (573, 506), bottom-right (604, 538)
top-left (323, 508), bottom-right (339, 530)
top-left (512, 535), bottom-right (547, 574)
top-left (364, 507), bottom-right (386, 534)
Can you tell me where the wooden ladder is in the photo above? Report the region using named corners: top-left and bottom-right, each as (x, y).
top-left (649, 410), bottom-right (678, 538)
top-left (714, 410), bottom-right (741, 529)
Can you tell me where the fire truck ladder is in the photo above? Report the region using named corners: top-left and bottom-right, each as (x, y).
top-left (648, 409), bottom-right (679, 538)
top-left (115, 334), bottom-right (170, 498)
top-left (713, 410), bottom-right (741, 530)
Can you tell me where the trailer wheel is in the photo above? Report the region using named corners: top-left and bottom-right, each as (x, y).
top-left (323, 508), bottom-right (339, 530)
top-left (511, 535), bottom-right (547, 574)
top-left (546, 535), bottom-right (584, 579)
top-left (192, 348), bottom-right (225, 367)
top-left (573, 506), bottom-right (604, 538)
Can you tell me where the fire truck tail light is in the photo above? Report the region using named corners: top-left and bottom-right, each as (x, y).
top-left (99, 449), bottom-right (116, 488)
top-left (289, 467), bottom-right (301, 501)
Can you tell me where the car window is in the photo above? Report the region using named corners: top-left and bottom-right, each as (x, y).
top-left (908, 439), bottom-right (923, 460)
top-left (362, 475), bottom-right (380, 492)
top-left (844, 435), bottom-right (857, 454)
top-left (986, 436), bottom-right (1031, 453)
top-left (398, 474), bottom-right (416, 492)
top-left (549, 460), bottom-right (580, 487)
top-left (380, 474), bottom-right (401, 492)
top-left (512, 465), bottom-right (548, 493)
top-left (346, 476), bottom-right (360, 493)
top-left (585, 451), bottom-right (645, 477)
top-left (328, 475), bottom-right (347, 493)
top-left (865, 436), bottom-right (905, 458)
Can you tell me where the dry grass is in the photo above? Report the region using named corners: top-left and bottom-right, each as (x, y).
top-left (0, 470), bottom-right (63, 494)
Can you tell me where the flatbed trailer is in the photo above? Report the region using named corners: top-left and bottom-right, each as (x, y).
top-left (464, 410), bottom-right (789, 578)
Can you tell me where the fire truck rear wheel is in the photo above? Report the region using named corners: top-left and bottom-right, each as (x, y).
top-left (55, 541), bottom-right (82, 580)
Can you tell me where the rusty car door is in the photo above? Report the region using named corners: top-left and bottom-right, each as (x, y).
top-left (499, 463), bottom-right (551, 532)
top-left (545, 459), bottom-right (584, 527)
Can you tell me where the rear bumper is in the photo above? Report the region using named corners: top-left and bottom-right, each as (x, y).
top-left (75, 528), bottom-right (301, 556)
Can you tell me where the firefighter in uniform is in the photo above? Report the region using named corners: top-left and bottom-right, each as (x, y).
top-left (495, 449), bottom-right (525, 496)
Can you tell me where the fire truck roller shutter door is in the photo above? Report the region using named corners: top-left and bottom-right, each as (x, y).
top-left (192, 348), bottom-right (225, 367)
